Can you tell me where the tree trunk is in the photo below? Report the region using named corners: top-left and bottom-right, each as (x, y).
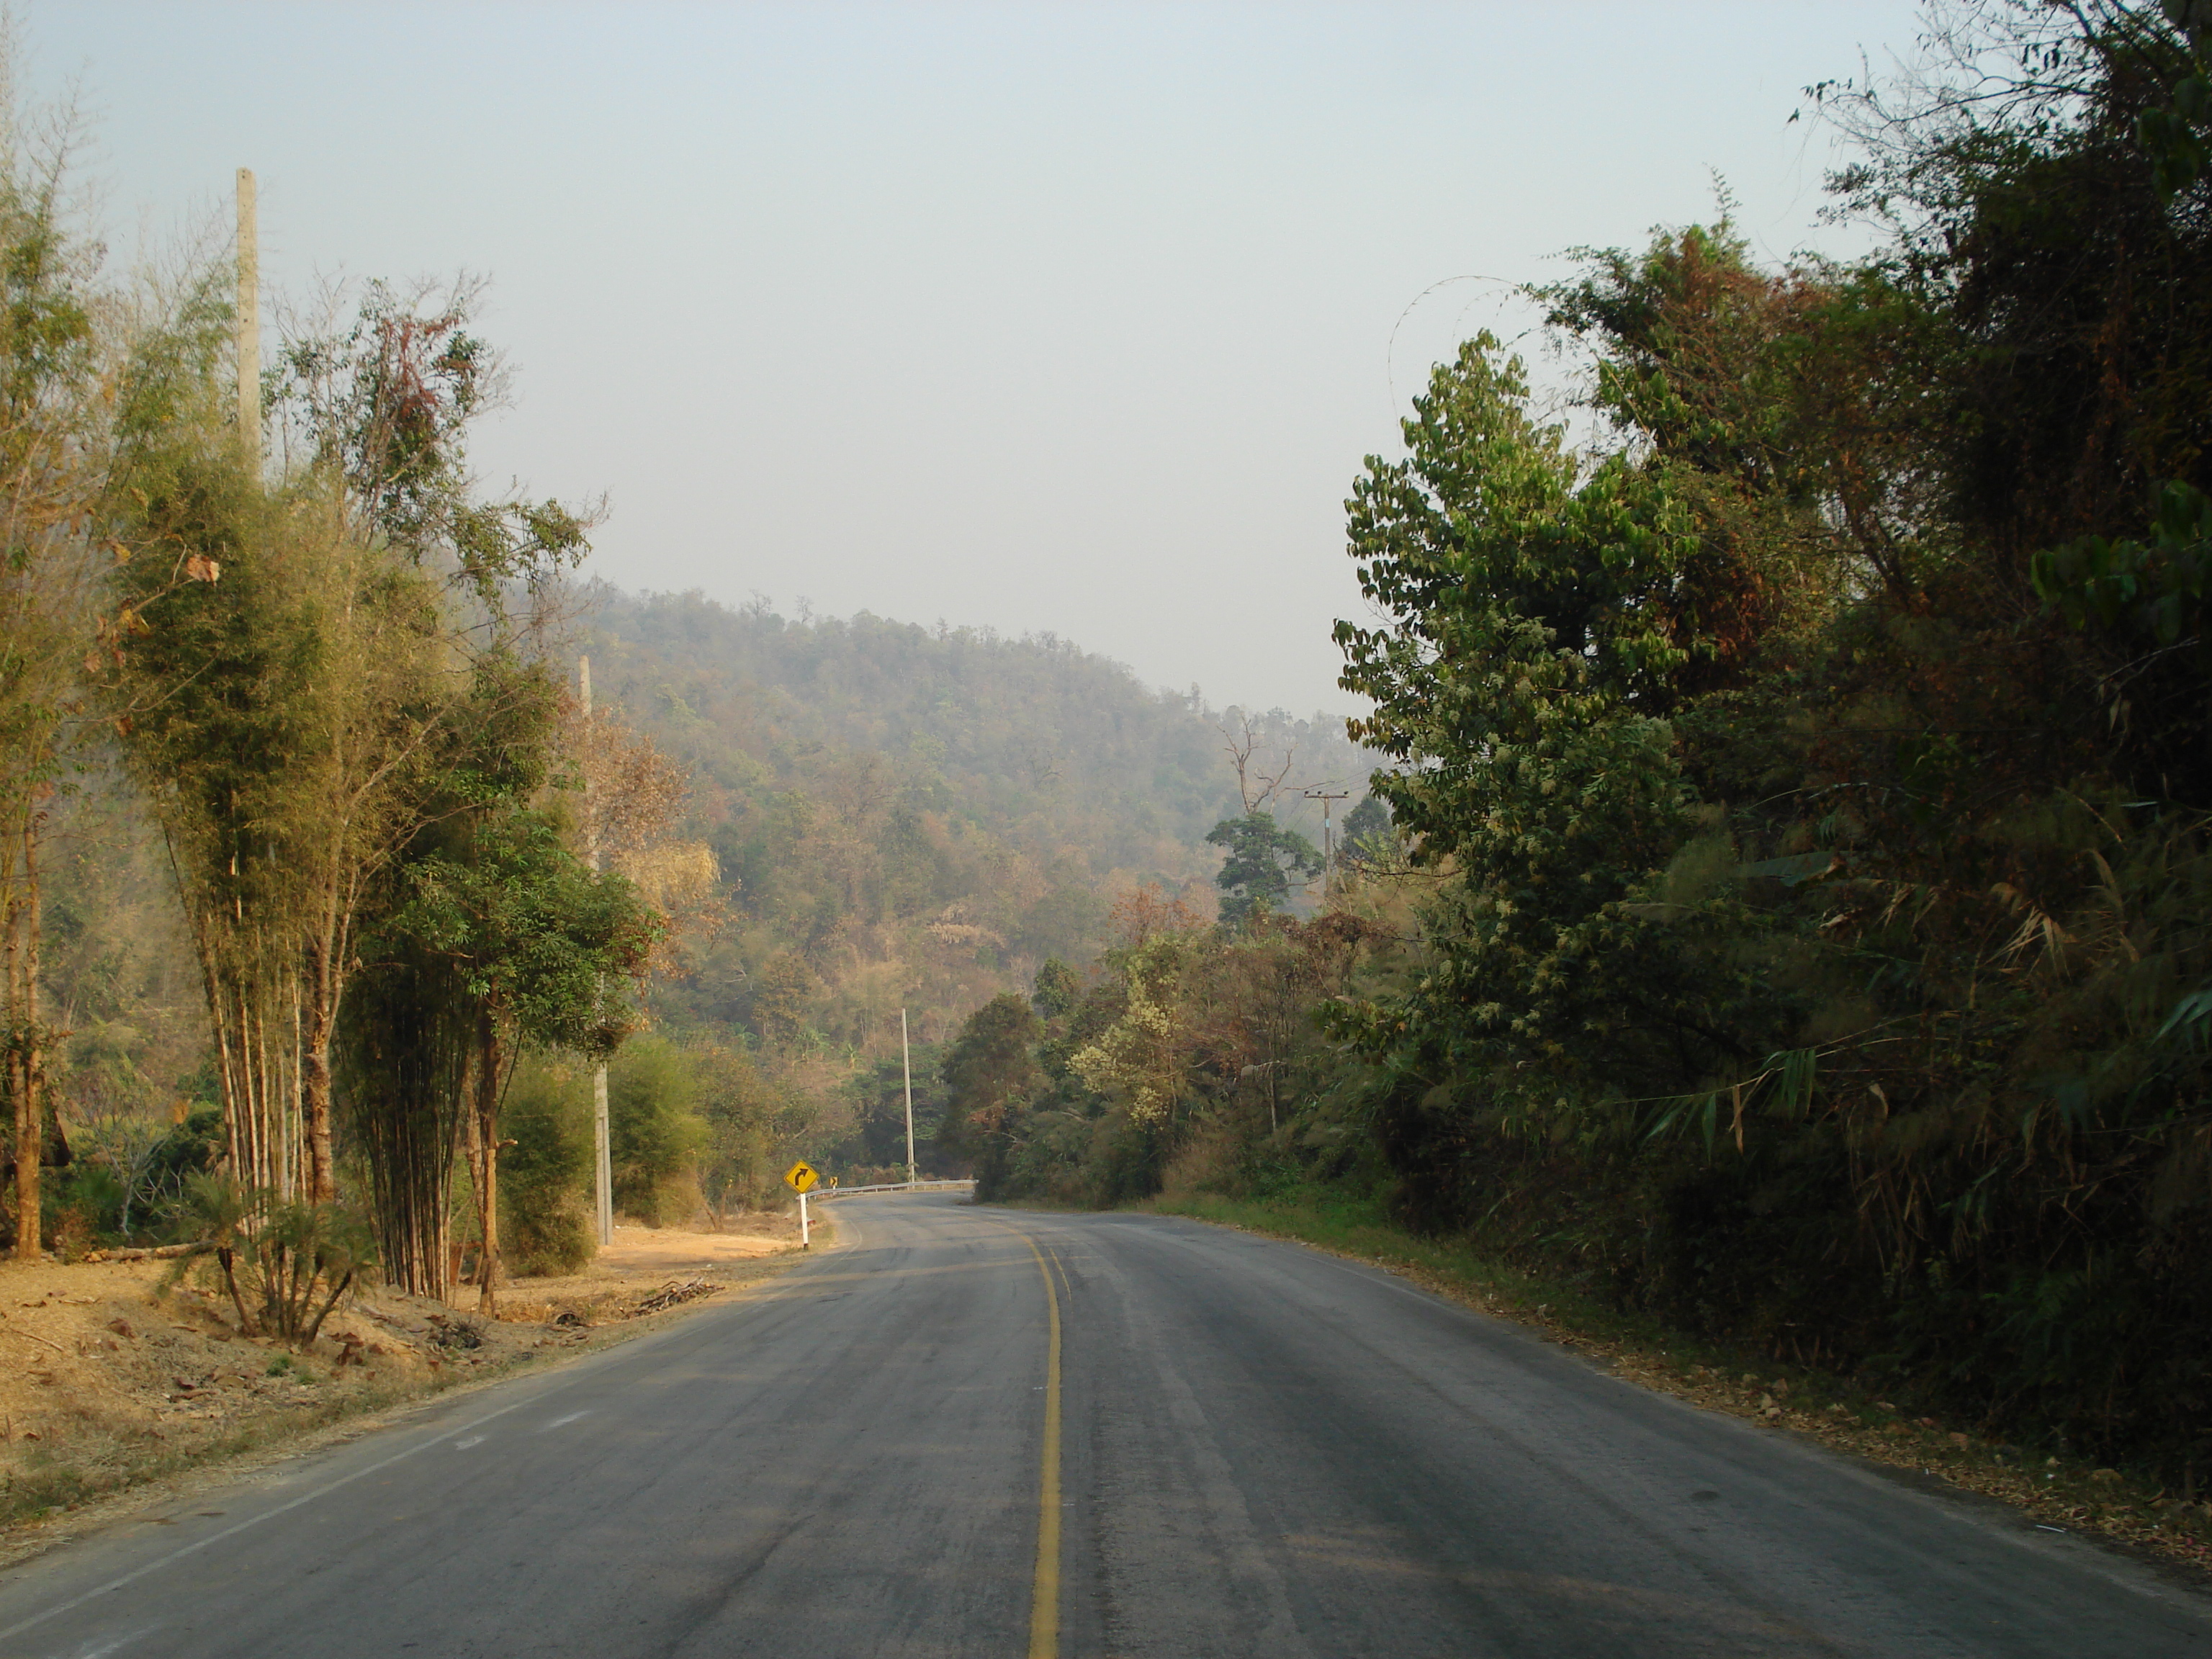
top-left (475, 1007), bottom-right (502, 1315)
top-left (10, 815), bottom-right (45, 1260)
top-left (302, 932), bottom-right (338, 1205)
top-left (5, 838), bottom-right (22, 1256)
top-left (9, 971), bottom-right (37, 1262)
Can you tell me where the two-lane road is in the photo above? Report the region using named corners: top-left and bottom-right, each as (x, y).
top-left (1, 1195), bottom-right (2206, 1656)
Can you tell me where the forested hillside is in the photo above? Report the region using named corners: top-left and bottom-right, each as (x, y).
top-left (516, 585), bottom-right (1359, 1192)
top-left (950, 0), bottom-right (2212, 1482)
top-left (582, 585), bottom-right (1363, 1053)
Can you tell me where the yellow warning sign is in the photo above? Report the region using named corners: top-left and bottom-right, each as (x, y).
top-left (783, 1160), bottom-right (820, 1193)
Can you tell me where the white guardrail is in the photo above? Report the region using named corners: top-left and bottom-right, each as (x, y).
top-left (793, 1177), bottom-right (974, 1246)
top-left (811, 1179), bottom-right (975, 1200)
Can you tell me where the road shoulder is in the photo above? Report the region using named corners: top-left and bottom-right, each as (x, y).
top-left (0, 1215), bottom-right (832, 1563)
top-left (1135, 1189), bottom-right (2212, 1581)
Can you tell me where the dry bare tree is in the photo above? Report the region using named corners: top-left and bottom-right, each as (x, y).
top-left (1218, 711), bottom-right (1299, 812)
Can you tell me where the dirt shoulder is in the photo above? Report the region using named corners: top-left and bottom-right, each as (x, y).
top-left (0, 1213), bottom-right (822, 1551)
top-left (1141, 1191), bottom-right (2212, 1579)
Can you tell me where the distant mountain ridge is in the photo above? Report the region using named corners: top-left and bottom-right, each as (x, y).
top-left (583, 584), bottom-right (1370, 868)
top-left (575, 583), bottom-right (1372, 1056)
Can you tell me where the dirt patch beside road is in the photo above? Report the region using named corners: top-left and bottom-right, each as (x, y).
top-left (0, 1211), bottom-right (819, 1547)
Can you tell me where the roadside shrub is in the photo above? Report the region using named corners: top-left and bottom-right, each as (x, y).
top-left (53, 1164), bottom-right (126, 1249)
top-left (500, 1058), bottom-right (594, 1277)
top-left (145, 1105), bottom-right (226, 1193)
top-left (608, 1035), bottom-right (707, 1226)
top-left (161, 1174), bottom-right (374, 1345)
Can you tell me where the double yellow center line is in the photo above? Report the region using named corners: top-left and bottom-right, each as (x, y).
top-left (1018, 1233), bottom-right (1065, 1659)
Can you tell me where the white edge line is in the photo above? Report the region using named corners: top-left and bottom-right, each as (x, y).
top-left (3, 1241), bottom-right (853, 1642)
top-left (0, 1388), bottom-right (554, 1643)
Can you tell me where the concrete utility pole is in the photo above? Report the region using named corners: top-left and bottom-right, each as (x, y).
top-left (235, 168), bottom-right (261, 467)
top-left (900, 1007), bottom-right (917, 1185)
top-left (1304, 788), bottom-right (1351, 898)
top-left (582, 655), bottom-right (613, 1247)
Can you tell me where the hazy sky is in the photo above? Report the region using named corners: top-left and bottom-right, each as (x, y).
top-left (31, 1), bottom-right (1927, 716)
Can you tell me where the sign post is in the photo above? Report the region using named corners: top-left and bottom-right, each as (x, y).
top-left (784, 1160), bottom-right (820, 1248)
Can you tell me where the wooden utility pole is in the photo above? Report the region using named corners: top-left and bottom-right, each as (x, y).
top-left (901, 1007), bottom-right (916, 1185)
top-left (1304, 788), bottom-right (1351, 898)
top-left (582, 656), bottom-right (613, 1247)
top-left (235, 169), bottom-right (261, 467)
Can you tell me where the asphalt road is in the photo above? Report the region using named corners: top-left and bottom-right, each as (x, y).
top-left (2, 1194), bottom-right (2208, 1658)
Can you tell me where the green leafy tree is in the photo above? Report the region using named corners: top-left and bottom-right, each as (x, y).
top-left (113, 278), bottom-right (592, 1220)
top-left (1298, 0), bottom-right (2212, 1478)
top-left (938, 992), bottom-right (1041, 1195)
top-left (1031, 957), bottom-right (1080, 1018)
top-left (396, 790), bottom-right (661, 1309)
top-left (1333, 335), bottom-right (1724, 1113)
top-left (1204, 812), bottom-right (1322, 925)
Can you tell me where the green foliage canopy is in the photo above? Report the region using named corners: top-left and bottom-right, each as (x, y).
top-left (1205, 812), bottom-right (1323, 925)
